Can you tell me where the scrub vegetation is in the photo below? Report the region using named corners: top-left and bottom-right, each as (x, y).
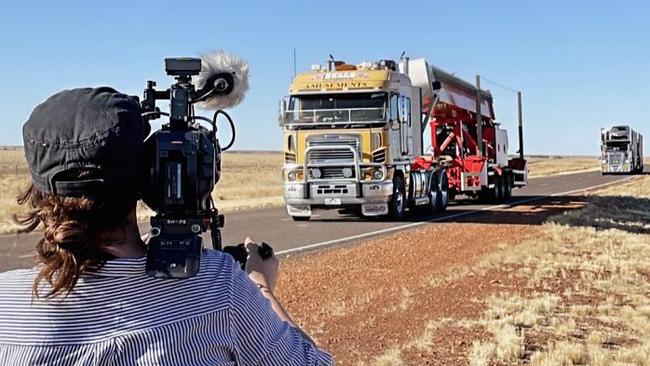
top-left (466, 177), bottom-right (650, 365)
top-left (0, 147), bottom-right (630, 234)
top-left (0, 148), bottom-right (283, 234)
top-left (273, 175), bottom-right (650, 364)
top-left (527, 155), bottom-right (600, 177)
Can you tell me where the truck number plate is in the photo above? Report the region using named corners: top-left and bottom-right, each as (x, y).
top-left (324, 198), bottom-right (342, 205)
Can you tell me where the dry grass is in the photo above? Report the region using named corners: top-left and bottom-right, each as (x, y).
top-left (0, 148), bottom-right (611, 235)
top-left (0, 148), bottom-right (283, 234)
top-left (467, 176), bottom-right (650, 365)
top-left (353, 175), bottom-right (650, 364)
top-left (527, 156), bottom-right (600, 178)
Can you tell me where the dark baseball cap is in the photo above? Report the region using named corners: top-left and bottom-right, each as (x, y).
top-left (23, 87), bottom-right (150, 198)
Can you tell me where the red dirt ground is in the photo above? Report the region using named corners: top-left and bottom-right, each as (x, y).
top-left (274, 197), bottom-right (588, 365)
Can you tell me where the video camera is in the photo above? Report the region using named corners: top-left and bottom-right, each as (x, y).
top-left (140, 51), bottom-right (254, 278)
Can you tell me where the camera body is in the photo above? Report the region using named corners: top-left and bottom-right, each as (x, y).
top-left (141, 57), bottom-right (236, 278)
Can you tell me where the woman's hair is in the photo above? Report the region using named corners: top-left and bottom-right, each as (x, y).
top-left (13, 171), bottom-right (138, 299)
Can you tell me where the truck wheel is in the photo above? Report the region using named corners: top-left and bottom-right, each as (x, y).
top-left (497, 174), bottom-right (506, 202)
top-left (435, 172), bottom-right (449, 212)
top-left (503, 174), bottom-right (512, 200)
top-left (485, 173), bottom-right (500, 202)
top-left (291, 216), bottom-right (310, 221)
top-left (388, 175), bottom-right (406, 220)
top-left (478, 185), bottom-right (492, 202)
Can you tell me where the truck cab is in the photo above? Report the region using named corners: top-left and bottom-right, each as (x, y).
top-left (279, 60), bottom-right (422, 220)
top-left (601, 125), bottom-right (643, 174)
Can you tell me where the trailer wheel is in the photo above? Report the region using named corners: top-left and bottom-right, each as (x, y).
top-left (435, 172), bottom-right (449, 212)
top-left (388, 175), bottom-right (406, 219)
top-left (498, 174), bottom-right (507, 202)
top-left (291, 216), bottom-right (310, 221)
top-left (503, 174), bottom-right (512, 200)
top-left (481, 172), bottom-right (500, 202)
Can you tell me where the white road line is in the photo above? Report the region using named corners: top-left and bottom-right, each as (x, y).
top-left (275, 175), bottom-right (635, 256)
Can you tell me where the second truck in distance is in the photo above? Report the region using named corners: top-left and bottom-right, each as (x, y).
top-left (600, 125), bottom-right (643, 174)
top-left (278, 57), bottom-right (528, 221)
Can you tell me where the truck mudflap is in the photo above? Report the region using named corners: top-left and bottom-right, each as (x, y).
top-left (508, 158), bottom-right (528, 186)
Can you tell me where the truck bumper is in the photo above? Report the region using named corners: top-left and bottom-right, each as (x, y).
top-left (284, 180), bottom-right (393, 217)
top-left (602, 163), bottom-right (631, 173)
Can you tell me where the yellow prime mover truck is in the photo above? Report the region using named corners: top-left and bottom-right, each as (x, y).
top-left (278, 57), bottom-right (527, 221)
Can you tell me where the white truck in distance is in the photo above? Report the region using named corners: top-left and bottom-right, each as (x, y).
top-left (600, 125), bottom-right (643, 174)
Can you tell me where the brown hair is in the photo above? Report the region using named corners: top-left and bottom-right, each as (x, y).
top-left (14, 175), bottom-right (137, 299)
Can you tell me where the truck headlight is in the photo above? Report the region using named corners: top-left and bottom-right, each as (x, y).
top-left (342, 168), bottom-right (353, 178)
top-left (373, 168), bottom-right (384, 180)
top-left (310, 168), bottom-right (322, 179)
top-left (288, 171), bottom-right (297, 181)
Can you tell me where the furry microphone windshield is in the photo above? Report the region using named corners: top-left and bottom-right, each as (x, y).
top-left (194, 50), bottom-right (250, 110)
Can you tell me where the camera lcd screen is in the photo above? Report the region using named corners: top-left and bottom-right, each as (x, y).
top-left (165, 161), bottom-right (184, 205)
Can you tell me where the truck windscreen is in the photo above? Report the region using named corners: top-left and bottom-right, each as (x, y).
top-left (605, 141), bottom-right (629, 151)
top-left (286, 92), bottom-right (387, 125)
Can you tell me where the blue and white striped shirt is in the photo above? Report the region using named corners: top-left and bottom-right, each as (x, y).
top-left (0, 250), bottom-right (333, 365)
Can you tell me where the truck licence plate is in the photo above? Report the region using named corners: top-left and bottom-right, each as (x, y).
top-left (324, 198), bottom-right (342, 205)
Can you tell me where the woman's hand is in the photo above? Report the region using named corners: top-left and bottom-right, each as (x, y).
top-left (244, 237), bottom-right (279, 292)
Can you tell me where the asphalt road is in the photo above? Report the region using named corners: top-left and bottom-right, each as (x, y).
top-left (0, 170), bottom-right (634, 271)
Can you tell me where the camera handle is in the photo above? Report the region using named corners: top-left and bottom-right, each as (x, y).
top-left (223, 242), bottom-right (274, 270)
top-left (209, 209), bottom-right (225, 251)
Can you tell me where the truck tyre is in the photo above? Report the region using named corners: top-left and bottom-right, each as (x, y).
top-left (485, 172), bottom-right (500, 202)
top-left (435, 172), bottom-right (449, 212)
top-left (503, 174), bottom-right (512, 200)
top-left (497, 174), bottom-right (506, 202)
top-left (291, 216), bottom-right (310, 221)
top-left (388, 175), bottom-right (406, 220)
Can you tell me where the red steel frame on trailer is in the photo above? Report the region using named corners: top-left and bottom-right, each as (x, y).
top-left (412, 93), bottom-right (499, 193)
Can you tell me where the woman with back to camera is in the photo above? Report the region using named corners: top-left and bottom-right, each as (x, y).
top-left (0, 87), bottom-right (333, 365)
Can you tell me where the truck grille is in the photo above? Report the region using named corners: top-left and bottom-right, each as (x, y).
top-left (607, 153), bottom-right (624, 164)
top-left (307, 135), bottom-right (359, 163)
top-left (319, 167), bottom-right (356, 179)
top-left (308, 150), bottom-right (355, 162)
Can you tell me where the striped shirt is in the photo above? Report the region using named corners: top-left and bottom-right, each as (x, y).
top-left (0, 249), bottom-right (333, 365)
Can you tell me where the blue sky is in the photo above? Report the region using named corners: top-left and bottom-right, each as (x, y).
top-left (1, 0), bottom-right (648, 155)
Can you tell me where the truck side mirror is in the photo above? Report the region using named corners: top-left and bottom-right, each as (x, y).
top-left (431, 81), bottom-right (442, 91)
top-left (278, 98), bottom-right (287, 126)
